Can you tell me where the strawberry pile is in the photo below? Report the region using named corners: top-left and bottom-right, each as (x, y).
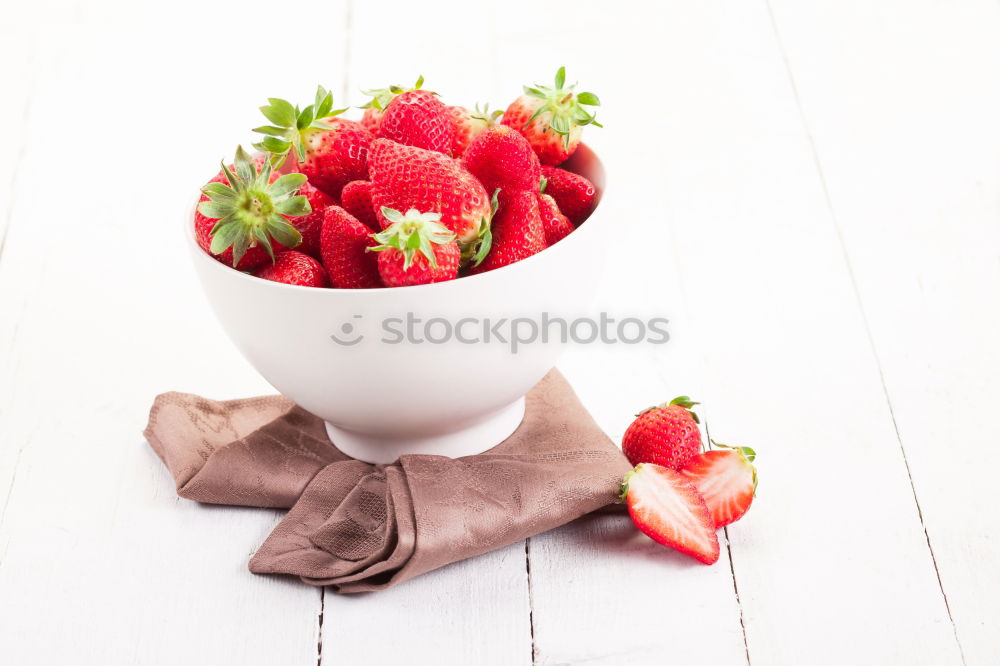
top-left (619, 397), bottom-right (759, 565)
top-left (194, 69), bottom-right (601, 288)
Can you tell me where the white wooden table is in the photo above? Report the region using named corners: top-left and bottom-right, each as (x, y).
top-left (2, 1), bottom-right (998, 664)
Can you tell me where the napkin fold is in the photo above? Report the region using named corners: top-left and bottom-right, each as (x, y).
top-left (145, 370), bottom-right (631, 593)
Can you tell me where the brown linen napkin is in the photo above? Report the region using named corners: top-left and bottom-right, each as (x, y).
top-left (144, 369), bottom-right (631, 593)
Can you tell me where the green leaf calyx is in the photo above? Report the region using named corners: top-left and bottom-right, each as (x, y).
top-left (470, 102), bottom-right (503, 127)
top-left (253, 85), bottom-right (348, 163)
top-left (197, 146), bottom-right (308, 266)
top-left (522, 66), bottom-right (602, 148)
top-left (369, 207), bottom-right (455, 271)
top-left (619, 465), bottom-right (644, 502)
top-left (360, 75), bottom-right (427, 111)
top-left (461, 189), bottom-right (498, 267)
top-left (634, 395), bottom-right (701, 423)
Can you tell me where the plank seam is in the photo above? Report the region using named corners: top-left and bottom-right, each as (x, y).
top-left (525, 538), bottom-right (537, 665)
top-left (664, 197), bottom-right (750, 661)
top-left (316, 587), bottom-right (325, 665)
top-left (723, 528), bottom-right (752, 666)
top-left (761, 2), bottom-right (967, 663)
top-left (320, 6), bottom-right (345, 656)
top-left (706, 418), bottom-right (752, 666)
top-left (0, 447), bottom-right (25, 568)
top-left (0, 42), bottom-right (36, 267)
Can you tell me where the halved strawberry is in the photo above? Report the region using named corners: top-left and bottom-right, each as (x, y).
top-left (680, 443), bottom-right (757, 527)
top-left (621, 463), bottom-right (720, 565)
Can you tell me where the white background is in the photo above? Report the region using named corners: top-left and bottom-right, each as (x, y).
top-left (1, 0), bottom-right (999, 664)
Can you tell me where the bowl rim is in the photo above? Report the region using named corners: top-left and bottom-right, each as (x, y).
top-left (185, 144), bottom-right (607, 296)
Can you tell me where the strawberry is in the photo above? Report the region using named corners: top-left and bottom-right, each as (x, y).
top-left (371, 208), bottom-right (460, 287)
top-left (540, 166), bottom-right (597, 225)
top-left (319, 206), bottom-right (382, 289)
top-left (621, 463), bottom-right (720, 565)
top-left (449, 103), bottom-right (501, 158)
top-left (501, 66), bottom-right (601, 165)
top-left (622, 396), bottom-right (702, 471)
top-left (361, 107), bottom-right (383, 135)
top-left (195, 146), bottom-right (311, 269)
top-left (680, 443), bottom-right (758, 528)
top-left (293, 181), bottom-right (336, 258)
top-left (378, 90), bottom-right (454, 154)
top-left (340, 180), bottom-right (379, 231)
top-left (254, 250), bottom-right (329, 288)
top-left (195, 154), bottom-right (275, 270)
top-left (461, 125), bottom-right (541, 195)
top-left (470, 190), bottom-right (545, 274)
top-left (367, 138), bottom-right (493, 250)
top-left (195, 172), bottom-right (272, 271)
top-left (360, 76), bottom-right (425, 134)
top-left (253, 86), bottom-right (373, 199)
top-left (537, 193), bottom-right (574, 245)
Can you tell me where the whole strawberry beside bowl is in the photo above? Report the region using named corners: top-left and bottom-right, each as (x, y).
top-left (622, 396), bottom-right (703, 470)
top-left (619, 397), bottom-right (760, 563)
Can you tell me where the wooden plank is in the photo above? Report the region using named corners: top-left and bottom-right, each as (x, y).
top-left (499, 1), bottom-right (967, 664)
top-left (637, 2), bottom-right (966, 664)
top-left (0, 15), bottom-right (357, 664)
top-left (491, 4), bottom-right (751, 665)
top-left (323, 542), bottom-right (531, 666)
top-left (1, 2), bottom-right (989, 665)
top-left (0, 26), bottom-right (35, 252)
top-left (766, 1), bottom-right (1000, 662)
top-left (339, 0), bottom-right (506, 109)
top-left (314, 3), bottom-right (533, 664)
top-left (0, 12), bottom-right (40, 533)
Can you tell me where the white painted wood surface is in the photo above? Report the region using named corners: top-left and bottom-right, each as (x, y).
top-left (1, 1), bottom-right (998, 664)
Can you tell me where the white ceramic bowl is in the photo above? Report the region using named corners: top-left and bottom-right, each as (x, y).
top-left (187, 145), bottom-right (606, 463)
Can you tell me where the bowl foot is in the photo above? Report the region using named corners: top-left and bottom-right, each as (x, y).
top-left (324, 397), bottom-right (526, 464)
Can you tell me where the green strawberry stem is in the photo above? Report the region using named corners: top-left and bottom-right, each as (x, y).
top-left (253, 85), bottom-right (349, 164)
top-left (636, 395), bottom-right (701, 423)
top-left (462, 189), bottom-right (499, 268)
top-left (370, 207), bottom-right (455, 271)
top-left (669, 396), bottom-right (699, 410)
top-left (361, 75), bottom-right (426, 110)
top-left (197, 146), bottom-right (309, 266)
top-left (524, 66), bottom-right (602, 149)
top-left (470, 102), bottom-right (503, 126)
top-left (619, 465), bottom-right (640, 502)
